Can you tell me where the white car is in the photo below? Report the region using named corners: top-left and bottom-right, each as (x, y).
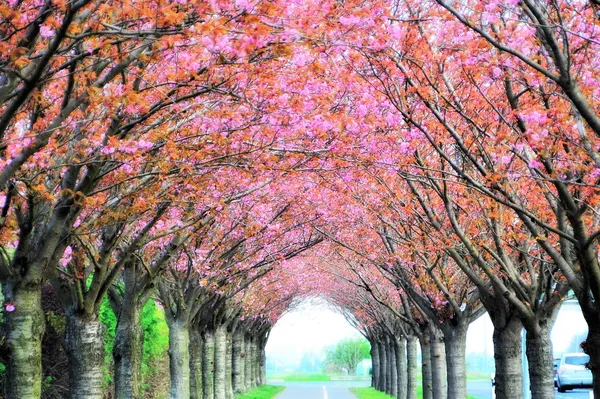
top-left (556, 353), bottom-right (593, 393)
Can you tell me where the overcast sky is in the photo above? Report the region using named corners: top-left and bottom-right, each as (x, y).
top-left (265, 298), bottom-right (589, 368)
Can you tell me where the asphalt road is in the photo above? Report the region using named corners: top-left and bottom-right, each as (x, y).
top-left (269, 380), bottom-right (593, 398)
top-left (270, 381), bottom-right (369, 399)
top-left (467, 380), bottom-right (593, 399)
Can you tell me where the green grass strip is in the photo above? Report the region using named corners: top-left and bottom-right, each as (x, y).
top-left (236, 385), bottom-right (285, 399)
top-left (350, 386), bottom-right (479, 399)
top-left (282, 373), bottom-right (331, 382)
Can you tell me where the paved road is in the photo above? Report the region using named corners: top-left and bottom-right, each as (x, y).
top-left (270, 380), bottom-right (592, 398)
top-left (467, 380), bottom-right (593, 399)
top-left (269, 381), bottom-right (369, 399)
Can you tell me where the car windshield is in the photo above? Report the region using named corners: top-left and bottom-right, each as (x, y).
top-left (565, 356), bottom-right (589, 366)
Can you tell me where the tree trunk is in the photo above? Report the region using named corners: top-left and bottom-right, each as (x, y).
top-left (203, 329), bottom-right (216, 399)
top-left (4, 286), bottom-right (45, 399)
top-left (395, 337), bottom-right (407, 399)
top-left (259, 336), bottom-right (267, 385)
top-left (526, 323), bottom-right (555, 399)
top-left (214, 324), bottom-right (227, 399)
top-left (406, 336), bottom-right (418, 399)
top-left (226, 332), bottom-right (234, 399)
top-left (379, 339), bottom-right (388, 392)
top-left (244, 335), bottom-right (253, 391)
top-left (584, 320), bottom-right (600, 398)
top-left (388, 336), bottom-right (397, 397)
top-left (371, 338), bottom-right (380, 389)
top-left (252, 337), bottom-right (260, 387)
top-left (430, 329), bottom-right (447, 399)
top-left (168, 321), bottom-right (191, 399)
top-left (419, 333), bottom-right (433, 399)
top-left (114, 301), bottom-right (144, 399)
top-left (232, 331), bottom-right (245, 393)
top-left (65, 312), bottom-right (105, 399)
top-left (443, 323), bottom-right (468, 399)
top-left (190, 328), bottom-right (204, 399)
top-left (492, 317), bottom-right (524, 399)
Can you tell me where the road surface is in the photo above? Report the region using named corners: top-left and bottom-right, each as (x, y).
top-left (269, 381), bottom-right (369, 399)
top-left (269, 380), bottom-right (592, 398)
top-left (467, 380), bottom-right (593, 399)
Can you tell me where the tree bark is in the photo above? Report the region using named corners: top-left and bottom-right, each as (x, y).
top-left (371, 338), bottom-right (380, 389)
top-left (190, 328), bottom-right (204, 399)
top-left (443, 323), bottom-right (468, 399)
top-left (114, 301), bottom-right (144, 399)
top-left (214, 324), bottom-right (227, 399)
top-left (4, 287), bottom-right (45, 399)
top-left (203, 329), bottom-right (216, 399)
top-left (226, 332), bottom-right (234, 399)
top-left (430, 329), bottom-right (447, 399)
top-left (244, 335), bottom-right (253, 391)
top-left (419, 333), bottom-right (433, 399)
top-left (584, 320), bottom-right (600, 398)
top-left (259, 335), bottom-right (267, 385)
top-left (406, 336), bottom-right (418, 399)
top-left (232, 331), bottom-right (245, 393)
top-left (65, 312), bottom-right (105, 399)
top-left (252, 337), bottom-right (260, 387)
top-left (168, 321), bottom-right (191, 399)
top-left (388, 336), bottom-right (398, 397)
top-left (492, 318), bottom-right (524, 399)
top-left (395, 336), bottom-right (407, 399)
top-left (526, 324), bottom-right (555, 399)
top-left (379, 339), bottom-right (388, 392)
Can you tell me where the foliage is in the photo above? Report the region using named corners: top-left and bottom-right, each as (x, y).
top-left (235, 385), bottom-right (285, 399)
top-left (99, 296), bottom-right (169, 393)
top-left (324, 338), bottom-right (371, 374)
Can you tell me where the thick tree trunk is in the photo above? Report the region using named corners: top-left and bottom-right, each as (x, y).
top-left (395, 336), bottom-right (407, 399)
top-left (214, 325), bottom-right (227, 399)
top-left (168, 321), bottom-right (191, 399)
top-left (584, 321), bottom-right (600, 398)
top-left (406, 336), bottom-right (418, 399)
top-left (226, 332), bottom-right (234, 399)
top-left (114, 301), bottom-right (144, 399)
top-left (190, 328), bottom-right (204, 399)
top-left (430, 329), bottom-right (447, 399)
top-left (259, 336), bottom-right (267, 385)
top-left (232, 331), bottom-right (245, 393)
top-left (4, 287), bottom-right (45, 399)
top-left (388, 336), bottom-right (398, 397)
top-left (371, 338), bottom-right (380, 389)
top-left (444, 323), bottom-right (468, 399)
top-left (203, 329), bottom-right (216, 399)
top-left (244, 335), bottom-right (253, 391)
top-left (419, 333), bottom-right (433, 399)
top-left (65, 313), bottom-right (105, 399)
top-left (492, 318), bottom-right (524, 399)
top-left (526, 324), bottom-right (555, 399)
top-left (379, 339), bottom-right (388, 392)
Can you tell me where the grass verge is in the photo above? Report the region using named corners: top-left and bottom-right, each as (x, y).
top-left (350, 387), bottom-right (480, 399)
top-left (235, 385), bottom-right (285, 399)
top-left (277, 373), bottom-right (332, 382)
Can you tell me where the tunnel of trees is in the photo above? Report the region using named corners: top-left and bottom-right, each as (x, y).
top-left (1, 0), bottom-right (600, 398)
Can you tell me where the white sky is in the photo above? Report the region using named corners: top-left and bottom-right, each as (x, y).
top-left (266, 298), bottom-right (589, 367)
top-left (266, 298), bottom-right (363, 366)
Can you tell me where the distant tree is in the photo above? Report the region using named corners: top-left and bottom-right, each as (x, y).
top-left (324, 338), bottom-right (371, 374)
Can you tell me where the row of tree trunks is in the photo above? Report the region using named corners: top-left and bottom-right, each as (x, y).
top-left (368, 332), bottom-right (420, 399)
top-left (163, 315), bottom-right (270, 399)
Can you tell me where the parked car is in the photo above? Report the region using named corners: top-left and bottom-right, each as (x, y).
top-left (556, 353), bottom-right (592, 393)
top-left (553, 357), bottom-right (561, 387)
